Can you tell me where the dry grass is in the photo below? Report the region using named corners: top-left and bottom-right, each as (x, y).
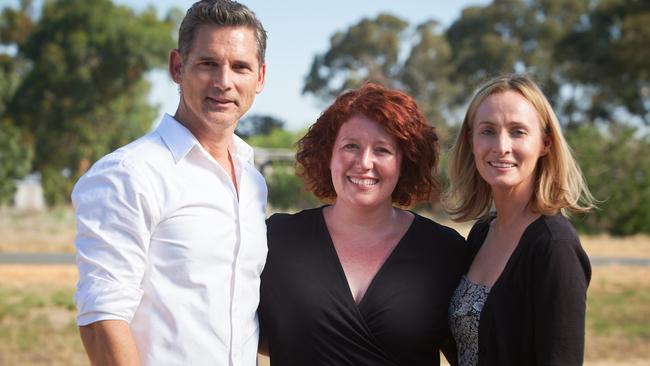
top-left (0, 207), bottom-right (76, 253)
top-left (582, 234), bottom-right (650, 258)
top-left (0, 265), bottom-right (85, 366)
top-left (585, 265), bottom-right (650, 362)
top-left (0, 265), bottom-right (78, 286)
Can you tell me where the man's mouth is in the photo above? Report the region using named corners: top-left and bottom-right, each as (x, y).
top-left (207, 96), bottom-right (236, 106)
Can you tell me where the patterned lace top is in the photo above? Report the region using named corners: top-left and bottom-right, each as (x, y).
top-left (448, 275), bottom-right (491, 366)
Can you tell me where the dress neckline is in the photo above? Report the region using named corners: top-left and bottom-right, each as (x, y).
top-left (317, 206), bottom-right (419, 309)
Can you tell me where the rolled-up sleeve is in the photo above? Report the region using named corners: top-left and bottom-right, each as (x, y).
top-left (72, 159), bottom-right (154, 326)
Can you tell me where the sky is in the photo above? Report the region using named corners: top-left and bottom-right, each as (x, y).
top-left (5, 0), bottom-right (490, 130)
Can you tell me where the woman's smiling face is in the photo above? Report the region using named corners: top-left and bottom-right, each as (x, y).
top-left (471, 90), bottom-right (550, 197)
top-left (330, 115), bottom-right (402, 210)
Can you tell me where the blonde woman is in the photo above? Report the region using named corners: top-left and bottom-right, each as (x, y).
top-left (445, 74), bottom-right (595, 366)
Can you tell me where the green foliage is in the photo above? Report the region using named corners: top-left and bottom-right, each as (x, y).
top-left (243, 124), bottom-right (315, 210)
top-left (0, 120), bottom-right (32, 205)
top-left (556, 0), bottom-right (650, 124)
top-left (303, 13), bottom-right (457, 142)
top-left (303, 13), bottom-right (408, 100)
top-left (247, 127), bottom-right (304, 149)
top-left (567, 123), bottom-right (650, 235)
top-left (236, 114), bottom-right (285, 139)
top-left (445, 0), bottom-right (592, 114)
top-left (400, 20), bottom-right (457, 141)
top-left (1, 0), bottom-right (177, 204)
top-left (267, 164), bottom-right (320, 211)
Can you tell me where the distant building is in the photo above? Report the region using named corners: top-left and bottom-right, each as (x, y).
top-left (13, 174), bottom-right (45, 211)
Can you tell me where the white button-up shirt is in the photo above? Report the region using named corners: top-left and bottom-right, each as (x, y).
top-left (72, 114), bottom-right (268, 366)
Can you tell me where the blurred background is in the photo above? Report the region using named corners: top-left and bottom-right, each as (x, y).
top-left (0, 0), bottom-right (648, 365)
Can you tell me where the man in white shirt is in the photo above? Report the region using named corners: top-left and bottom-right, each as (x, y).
top-left (72, 1), bottom-right (268, 365)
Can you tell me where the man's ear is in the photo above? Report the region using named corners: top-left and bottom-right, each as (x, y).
top-left (169, 49), bottom-right (184, 84)
top-left (256, 63), bottom-right (266, 94)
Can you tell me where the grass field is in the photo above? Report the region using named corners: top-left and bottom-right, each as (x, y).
top-left (1, 207), bottom-right (649, 365)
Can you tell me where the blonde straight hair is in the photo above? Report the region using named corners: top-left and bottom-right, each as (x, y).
top-left (444, 74), bottom-right (595, 221)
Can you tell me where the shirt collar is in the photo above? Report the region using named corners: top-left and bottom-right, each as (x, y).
top-left (230, 133), bottom-right (255, 165)
top-left (156, 114), bottom-right (200, 164)
top-left (156, 114), bottom-right (255, 165)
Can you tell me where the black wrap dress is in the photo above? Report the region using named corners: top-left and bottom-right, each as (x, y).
top-left (259, 207), bottom-right (468, 366)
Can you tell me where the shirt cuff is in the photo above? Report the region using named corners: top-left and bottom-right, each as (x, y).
top-left (75, 279), bottom-right (144, 326)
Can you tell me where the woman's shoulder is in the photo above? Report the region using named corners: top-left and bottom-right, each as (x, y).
top-left (525, 214), bottom-right (592, 285)
top-left (411, 212), bottom-right (466, 246)
top-left (538, 214), bottom-right (579, 239)
top-left (526, 214), bottom-right (589, 267)
top-left (528, 214), bottom-right (581, 247)
top-left (267, 206), bottom-right (325, 228)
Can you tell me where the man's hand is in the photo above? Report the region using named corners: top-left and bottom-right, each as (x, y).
top-left (79, 319), bottom-right (140, 366)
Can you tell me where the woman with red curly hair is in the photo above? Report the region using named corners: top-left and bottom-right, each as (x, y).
top-left (259, 83), bottom-right (468, 365)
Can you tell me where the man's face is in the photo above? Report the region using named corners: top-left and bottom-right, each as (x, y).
top-left (169, 25), bottom-right (266, 135)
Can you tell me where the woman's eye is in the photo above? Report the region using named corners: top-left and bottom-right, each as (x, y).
top-left (512, 129), bottom-right (527, 136)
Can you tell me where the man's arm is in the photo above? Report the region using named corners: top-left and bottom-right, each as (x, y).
top-left (73, 160), bottom-right (154, 365)
top-left (80, 320), bottom-right (140, 366)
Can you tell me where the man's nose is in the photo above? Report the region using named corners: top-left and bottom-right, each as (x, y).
top-left (213, 66), bottom-right (233, 91)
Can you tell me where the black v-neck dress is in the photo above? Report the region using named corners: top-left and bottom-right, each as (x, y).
top-left (259, 207), bottom-right (468, 366)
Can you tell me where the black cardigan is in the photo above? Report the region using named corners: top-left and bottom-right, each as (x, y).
top-left (468, 214), bottom-right (591, 366)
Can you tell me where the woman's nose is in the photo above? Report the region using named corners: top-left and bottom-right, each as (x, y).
top-left (357, 148), bottom-right (373, 170)
top-left (493, 133), bottom-right (512, 155)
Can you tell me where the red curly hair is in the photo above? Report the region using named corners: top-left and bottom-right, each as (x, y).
top-left (296, 82), bottom-right (440, 207)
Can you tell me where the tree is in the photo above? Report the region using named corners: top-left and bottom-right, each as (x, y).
top-left (0, 0), bottom-right (33, 116)
top-left (400, 20), bottom-right (458, 142)
top-left (236, 114), bottom-right (285, 139)
top-left (446, 0), bottom-right (592, 112)
top-left (303, 13), bottom-right (409, 100)
top-left (0, 120), bottom-right (33, 205)
top-left (303, 14), bottom-right (457, 141)
top-left (1, 0), bottom-right (179, 204)
top-left (567, 123), bottom-right (650, 235)
top-left (556, 0), bottom-right (650, 124)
